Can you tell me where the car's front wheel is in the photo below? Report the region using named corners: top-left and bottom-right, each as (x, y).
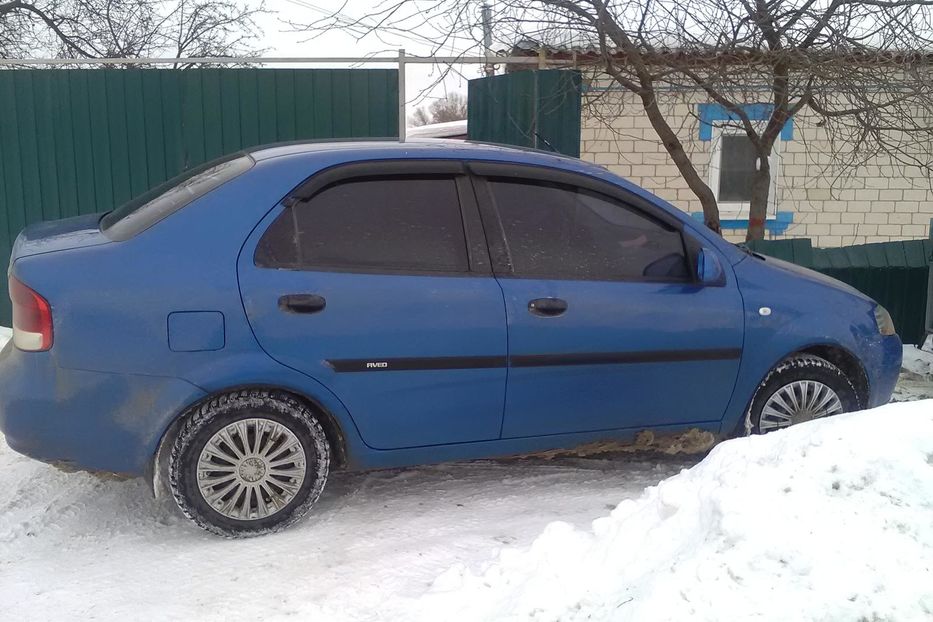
top-left (169, 389), bottom-right (330, 537)
top-left (746, 354), bottom-right (861, 435)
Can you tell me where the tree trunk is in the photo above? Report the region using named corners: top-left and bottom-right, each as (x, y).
top-left (698, 192), bottom-right (722, 236)
top-left (745, 161), bottom-right (772, 241)
top-left (636, 93), bottom-right (722, 236)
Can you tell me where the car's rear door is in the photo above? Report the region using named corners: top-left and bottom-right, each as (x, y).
top-left (470, 163), bottom-right (744, 438)
top-left (238, 161), bottom-right (507, 450)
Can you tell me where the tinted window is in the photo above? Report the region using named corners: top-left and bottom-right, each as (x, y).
top-left (488, 179), bottom-right (688, 281)
top-left (256, 176), bottom-right (469, 273)
top-left (101, 153), bottom-right (254, 240)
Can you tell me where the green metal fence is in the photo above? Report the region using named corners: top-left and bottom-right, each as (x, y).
top-left (746, 237), bottom-right (932, 345)
top-left (0, 67), bottom-right (398, 324)
top-left (468, 69), bottom-right (582, 157)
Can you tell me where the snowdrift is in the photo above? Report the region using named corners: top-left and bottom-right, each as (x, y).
top-left (421, 402), bottom-right (933, 622)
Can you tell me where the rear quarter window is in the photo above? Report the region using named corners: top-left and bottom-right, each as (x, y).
top-left (101, 154), bottom-right (254, 241)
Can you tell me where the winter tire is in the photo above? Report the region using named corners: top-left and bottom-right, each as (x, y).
top-left (745, 354), bottom-right (861, 435)
top-left (169, 389), bottom-right (330, 537)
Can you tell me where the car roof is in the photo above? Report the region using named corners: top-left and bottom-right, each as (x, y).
top-left (246, 138), bottom-right (584, 168)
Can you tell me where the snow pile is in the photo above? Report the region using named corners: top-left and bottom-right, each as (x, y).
top-left (420, 402), bottom-right (933, 622)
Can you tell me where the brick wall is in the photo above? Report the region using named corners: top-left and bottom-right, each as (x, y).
top-left (579, 89), bottom-right (933, 246)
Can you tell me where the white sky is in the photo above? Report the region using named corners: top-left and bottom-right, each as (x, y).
top-left (256, 0), bottom-right (484, 124)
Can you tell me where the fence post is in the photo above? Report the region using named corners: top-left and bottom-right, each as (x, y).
top-left (925, 218), bottom-right (933, 339)
top-left (398, 49), bottom-right (406, 142)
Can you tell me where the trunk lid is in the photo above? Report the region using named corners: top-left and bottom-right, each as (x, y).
top-left (10, 213), bottom-right (111, 263)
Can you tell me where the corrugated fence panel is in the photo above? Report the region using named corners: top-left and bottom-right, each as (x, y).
top-left (537, 70), bottom-right (582, 157)
top-left (493, 72), bottom-right (535, 150)
top-left (748, 238), bottom-right (932, 345)
top-left (0, 67), bottom-right (398, 324)
top-left (468, 70), bottom-right (581, 157)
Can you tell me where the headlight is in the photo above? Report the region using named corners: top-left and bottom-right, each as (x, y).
top-left (873, 305), bottom-right (896, 336)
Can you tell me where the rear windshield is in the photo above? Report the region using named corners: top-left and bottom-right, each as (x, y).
top-left (100, 153), bottom-right (254, 240)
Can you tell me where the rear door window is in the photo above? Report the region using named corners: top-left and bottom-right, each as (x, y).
top-left (486, 179), bottom-right (689, 281)
top-left (256, 175), bottom-right (469, 273)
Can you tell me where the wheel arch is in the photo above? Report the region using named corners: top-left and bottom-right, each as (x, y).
top-left (795, 343), bottom-right (870, 408)
top-left (723, 340), bottom-right (871, 439)
top-left (752, 341), bottom-right (870, 409)
top-left (148, 383), bottom-right (352, 498)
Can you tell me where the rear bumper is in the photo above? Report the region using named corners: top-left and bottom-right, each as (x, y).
top-left (0, 342), bottom-right (205, 476)
top-left (866, 334), bottom-right (902, 408)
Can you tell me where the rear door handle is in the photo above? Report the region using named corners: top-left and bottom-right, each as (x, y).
top-left (279, 294), bottom-right (326, 314)
top-left (528, 297), bottom-right (568, 317)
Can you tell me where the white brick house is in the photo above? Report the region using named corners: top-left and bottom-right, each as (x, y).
top-left (577, 90), bottom-right (933, 246)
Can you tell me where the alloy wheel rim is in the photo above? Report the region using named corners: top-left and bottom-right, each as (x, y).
top-left (760, 380), bottom-right (844, 431)
top-left (196, 418), bottom-right (307, 520)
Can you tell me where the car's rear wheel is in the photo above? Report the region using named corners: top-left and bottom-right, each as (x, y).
top-left (169, 389), bottom-right (330, 537)
top-left (745, 354), bottom-right (861, 435)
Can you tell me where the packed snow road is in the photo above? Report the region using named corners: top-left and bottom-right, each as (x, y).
top-left (1, 338), bottom-right (932, 621)
top-left (0, 441), bottom-right (695, 620)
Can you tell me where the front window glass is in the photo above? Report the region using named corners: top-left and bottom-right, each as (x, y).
top-left (487, 179), bottom-right (689, 281)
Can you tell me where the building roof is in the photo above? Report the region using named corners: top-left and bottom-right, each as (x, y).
top-left (506, 39), bottom-right (933, 67)
top-left (406, 119), bottom-right (468, 139)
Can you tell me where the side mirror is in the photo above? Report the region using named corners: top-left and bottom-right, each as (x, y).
top-left (696, 248), bottom-right (725, 285)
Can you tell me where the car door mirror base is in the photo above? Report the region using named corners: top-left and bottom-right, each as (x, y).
top-left (697, 249), bottom-right (726, 286)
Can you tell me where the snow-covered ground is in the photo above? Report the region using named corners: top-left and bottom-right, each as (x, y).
top-left (0, 439), bottom-right (695, 620)
top-left (895, 341), bottom-right (933, 402)
top-left (1, 334), bottom-right (932, 621)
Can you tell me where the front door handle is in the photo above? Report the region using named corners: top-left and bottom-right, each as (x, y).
top-left (279, 294), bottom-right (326, 314)
top-left (528, 297), bottom-right (568, 317)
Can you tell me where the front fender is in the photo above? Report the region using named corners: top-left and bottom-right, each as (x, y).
top-left (720, 256), bottom-right (886, 434)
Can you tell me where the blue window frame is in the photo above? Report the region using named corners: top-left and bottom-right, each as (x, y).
top-left (698, 104), bottom-right (794, 142)
top-left (698, 103), bottom-right (794, 227)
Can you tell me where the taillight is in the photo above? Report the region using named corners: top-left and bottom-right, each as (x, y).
top-left (10, 275), bottom-right (53, 351)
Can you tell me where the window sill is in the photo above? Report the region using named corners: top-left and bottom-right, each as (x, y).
top-left (690, 211), bottom-right (793, 234)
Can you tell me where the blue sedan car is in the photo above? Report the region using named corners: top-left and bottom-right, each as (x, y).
top-left (0, 141), bottom-right (902, 537)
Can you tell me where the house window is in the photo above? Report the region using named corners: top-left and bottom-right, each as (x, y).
top-left (708, 126), bottom-right (778, 219)
top-left (718, 135), bottom-right (757, 202)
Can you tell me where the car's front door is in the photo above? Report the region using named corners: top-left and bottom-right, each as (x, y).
top-left (471, 164), bottom-right (744, 438)
top-left (238, 161), bottom-right (507, 450)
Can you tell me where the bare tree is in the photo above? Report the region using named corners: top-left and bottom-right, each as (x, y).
top-left (429, 91), bottom-right (469, 122)
top-left (0, 0), bottom-right (265, 62)
top-left (410, 106), bottom-right (432, 126)
top-left (410, 91), bottom-right (468, 126)
top-left (303, 0), bottom-right (933, 241)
